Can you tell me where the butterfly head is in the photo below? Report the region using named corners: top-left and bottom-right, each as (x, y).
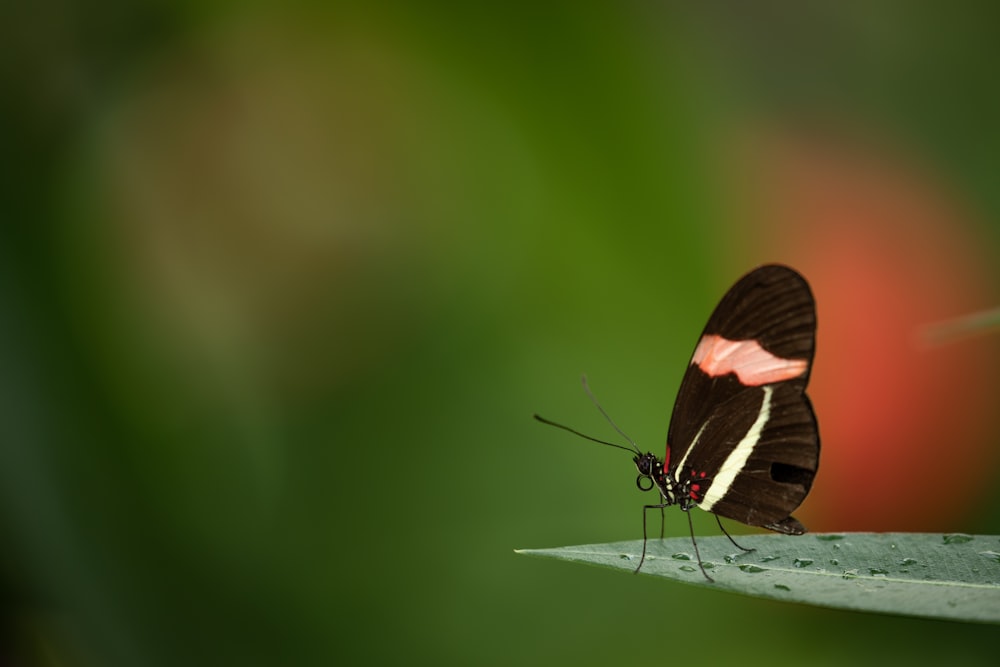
top-left (633, 452), bottom-right (674, 503)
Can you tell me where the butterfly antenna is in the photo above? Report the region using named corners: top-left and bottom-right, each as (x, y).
top-left (532, 415), bottom-right (637, 455)
top-left (580, 375), bottom-right (641, 453)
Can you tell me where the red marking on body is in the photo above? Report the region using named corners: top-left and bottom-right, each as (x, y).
top-left (692, 334), bottom-right (808, 386)
top-left (691, 484), bottom-right (701, 492)
top-left (699, 471), bottom-right (706, 478)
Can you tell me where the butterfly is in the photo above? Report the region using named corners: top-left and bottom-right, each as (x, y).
top-left (535, 264), bottom-right (819, 580)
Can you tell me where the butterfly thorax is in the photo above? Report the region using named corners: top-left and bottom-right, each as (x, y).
top-left (633, 453), bottom-right (706, 512)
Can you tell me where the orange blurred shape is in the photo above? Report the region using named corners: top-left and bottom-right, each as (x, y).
top-left (737, 130), bottom-right (1000, 532)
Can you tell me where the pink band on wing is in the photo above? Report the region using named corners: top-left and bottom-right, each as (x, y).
top-left (692, 334), bottom-right (808, 386)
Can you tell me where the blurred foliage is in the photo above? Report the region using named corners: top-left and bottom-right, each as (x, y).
top-left (2, 2), bottom-right (1000, 666)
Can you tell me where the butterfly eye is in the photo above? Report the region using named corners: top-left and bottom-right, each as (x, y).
top-left (633, 453), bottom-right (657, 476)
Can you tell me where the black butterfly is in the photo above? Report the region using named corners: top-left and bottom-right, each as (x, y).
top-left (535, 264), bottom-right (819, 580)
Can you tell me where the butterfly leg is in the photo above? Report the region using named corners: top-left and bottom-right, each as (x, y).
top-left (637, 502), bottom-right (671, 574)
top-left (685, 509), bottom-right (714, 582)
top-left (715, 514), bottom-right (755, 553)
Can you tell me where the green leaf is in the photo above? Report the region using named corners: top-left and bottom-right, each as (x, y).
top-left (516, 533), bottom-right (1000, 624)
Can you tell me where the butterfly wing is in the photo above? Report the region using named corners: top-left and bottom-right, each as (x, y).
top-left (666, 265), bottom-right (818, 530)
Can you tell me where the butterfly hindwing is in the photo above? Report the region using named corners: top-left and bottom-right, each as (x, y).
top-left (680, 382), bottom-right (818, 528)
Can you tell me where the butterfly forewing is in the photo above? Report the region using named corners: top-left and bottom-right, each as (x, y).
top-left (701, 265), bottom-right (816, 364)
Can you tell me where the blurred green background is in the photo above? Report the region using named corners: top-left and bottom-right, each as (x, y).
top-left (3, 3), bottom-right (1000, 666)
